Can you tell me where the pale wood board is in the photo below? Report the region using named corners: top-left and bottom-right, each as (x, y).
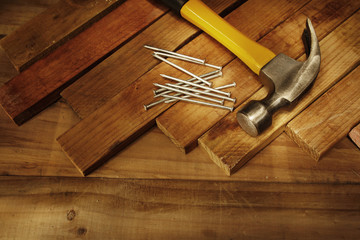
top-left (0, 176), bottom-right (359, 239)
top-left (0, 0), bottom-right (166, 125)
top-left (286, 67), bottom-right (360, 161)
top-left (156, 0), bottom-right (358, 153)
top-left (0, 0), bottom-right (124, 71)
top-left (349, 123), bottom-right (360, 149)
top-left (60, 0), bottom-right (239, 119)
top-left (198, 11), bottom-right (360, 175)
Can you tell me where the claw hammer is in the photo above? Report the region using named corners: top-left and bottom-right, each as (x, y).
top-left (160, 0), bottom-right (321, 137)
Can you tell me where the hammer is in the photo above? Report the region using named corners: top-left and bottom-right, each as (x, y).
top-left (160, 0), bottom-right (321, 137)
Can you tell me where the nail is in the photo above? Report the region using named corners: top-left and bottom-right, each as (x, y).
top-left (162, 94), bottom-right (233, 111)
top-left (154, 70), bottom-right (220, 95)
top-left (153, 54), bottom-right (211, 86)
top-left (204, 63), bottom-right (222, 70)
top-left (160, 74), bottom-right (230, 96)
top-left (144, 45), bottom-right (205, 64)
top-left (164, 82), bottom-right (236, 104)
top-left (153, 52), bottom-right (205, 64)
top-left (163, 83), bottom-right (235, 102)
top-left (215, 82), bottom-right (236, 90)
top-left (153, 83), bottom-right (223, 105)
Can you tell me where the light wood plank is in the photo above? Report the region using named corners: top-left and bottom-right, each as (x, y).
top-left (60, 0), bottom-right (239, 119)
top-left (0, 177), bottom-right (359, 239)
top-left (286, 67), bottom-right (360, 161)
top-left (0, 0), bottom-right (166, 125)
top-left (0, 0), bottom-right (124, 71)
top-left (349, 123), bottom-right (360, 149)
top-left (198, 12), bottom-right (360, 175)
top-left (156, 0), bottom-right (357, 153)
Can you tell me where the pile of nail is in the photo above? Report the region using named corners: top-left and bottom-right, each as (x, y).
top-left (143, 45), bottom-right (236, 111)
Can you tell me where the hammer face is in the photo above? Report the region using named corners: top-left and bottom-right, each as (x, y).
top-left (236, 18), bottom-right (321, 137)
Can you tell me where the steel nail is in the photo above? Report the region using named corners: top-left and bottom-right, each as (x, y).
top-left (163, 83), bottom-right (235, 102)
top-left (160, 74), bottom-right (230, 96)
top-left (144, 45), bottom-right (205, 64)
top-left (162, 94), bottom-right (233, 111)
top-left (153, 54), bottom-right (211, 86)
top-left (153, 83), bottom-right (223, 105)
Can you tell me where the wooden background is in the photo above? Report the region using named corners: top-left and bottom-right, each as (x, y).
top-left (0, 0), bottom-right (359, 239)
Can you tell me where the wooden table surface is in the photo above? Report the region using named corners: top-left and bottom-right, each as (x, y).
top-left (0, 1), bottom-right (359, 239)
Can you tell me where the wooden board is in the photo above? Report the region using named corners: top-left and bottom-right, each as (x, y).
top-left (0, 0), bottom-right (57, 38)
top-left (0, 0), bottom-right (124, 71)
top-left (0, 0), bottom-right (166, 125)
top-left (57, 0), bottom-right (305, 175)
top-left (286, 67), bottom-right (360, 161)
top-left (61, 0), bottom-right (239, 119)
top-left (1, 176), bottom-right (359, 239)
top-left (349, 123), bottom-right (360, 149)
top-left (198, 12), bottom-right (360, 175)
top-left (156, 0), bottom-right (356, 153)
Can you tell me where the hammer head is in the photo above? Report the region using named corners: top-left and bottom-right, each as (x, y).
top-left (237, 18), bottom-right (321, 137)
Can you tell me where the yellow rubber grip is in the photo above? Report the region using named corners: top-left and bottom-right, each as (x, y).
top-left (180, 0), bottom-right (275, 75)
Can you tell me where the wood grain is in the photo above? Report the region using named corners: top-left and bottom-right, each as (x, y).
top-left (56, 0), bottom-right (241, 175)
top-left (0, 176), bottom-right (359, 239)
top-left (286, 67), bottom-right (360, 161)
top-left (0, 0), bottom-right (166, 125)
top-left (156, 0), bottom-right (354, 153)
top-left (198, 11), bottom-right (360, 175)
top-left (61, 0), bottom-right (239, 119)
top-left (349, 123), bottom-right (360, 149)
top-left (0, 0), bottom-right (124, 71)
top-left (0, 0), bottom-right (57, 38)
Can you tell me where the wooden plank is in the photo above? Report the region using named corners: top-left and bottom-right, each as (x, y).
top-left (198, 12), bottom-right (360, 175)
top-left (57, 0), bottom-right (306, 176)
top-left (61, 0), bottom-right (239, 119)
top-left (0, 177), bottom-right (359, 239)
top-left (286, 67), bottom-right (360, 161)
top-left (0, 0), bottom-right (166, 125)
top-left (0, 0), bottom-right (124, 71)
top-left (349, 123), bottom-right (360, 149)
top-left (0, 0), bottom-right (57, 38)
top-left (156, 0), bottom-right (356, 153)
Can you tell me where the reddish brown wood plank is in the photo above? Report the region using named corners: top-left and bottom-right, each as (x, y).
top-left (198, 12), bottom-right (360, 175)
top-left (0, 0), bottom-right (124, 71)
top-left (61, 0), bottom-right (239, 119)
top-left (57, 0), bottom-right (308, 176)
top-left (156, 0), bottom-right (355, 153)
top-left (286, 67), bottom-right (360, 161)
top-left (0, 0), bottom-right (166, 125)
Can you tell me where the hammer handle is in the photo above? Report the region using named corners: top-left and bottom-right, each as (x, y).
top-left (161, 0), bottom-right (276, 75)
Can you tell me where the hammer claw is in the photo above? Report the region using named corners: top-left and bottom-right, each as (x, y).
top-left (237, 18), bottom-right (321, 137)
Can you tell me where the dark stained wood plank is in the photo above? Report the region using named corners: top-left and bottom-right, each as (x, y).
top-left (0, 0), bottom-right (166, 125)
top-left (0, 177), bottom-right (359, 239)
top-left (198, 12), bottom-right (360, 175)
top-left (0, 0), bottom-right (57, 38)
top-left (61, 0), bottom-right (240, 119)
top-left (0, 0), bottom-right (124, 71)
top-left (156, 0), bottom-right (357, 153)
top-left (57, 0), bottom-right (306, 176)
top-left (286, 67), bottom-right (360, 161)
